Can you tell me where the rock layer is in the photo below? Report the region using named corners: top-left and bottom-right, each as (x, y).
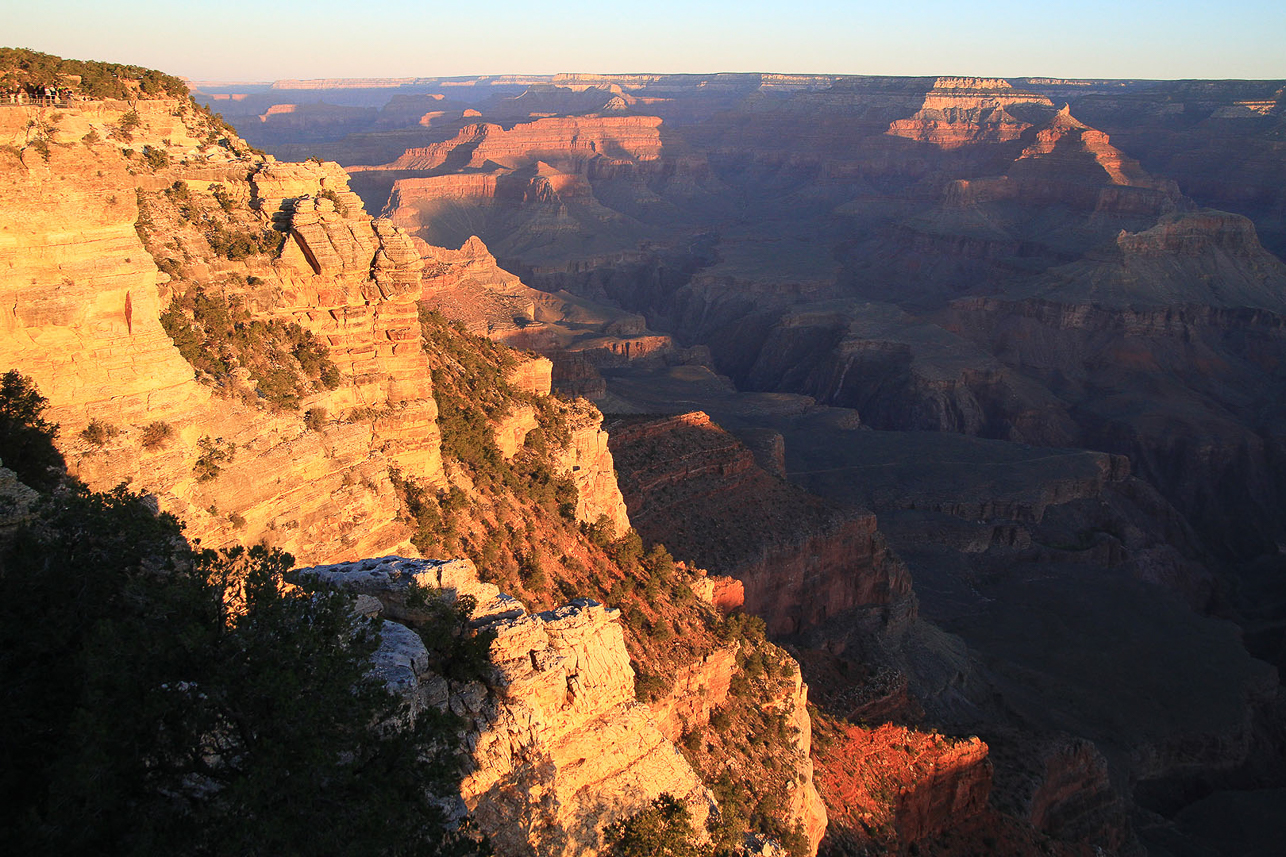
top-left (607, 412), bottom-right (911, 635)
top-left (294, 555), bottom-right (715, 857)
top-left (0, 99), bottom-right (443, 563)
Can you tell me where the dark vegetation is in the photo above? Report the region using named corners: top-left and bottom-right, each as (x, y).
top-left (160, 286), bottom-right (341, 410)
top-left (0, 369), bottom-right (61, 489)
top-left (141, 420), bottom-right (174, 450)
top-left (203, 220), bottom-right (283, 261)
top-left (0, 47), bottom-right (190, 99)
top-left (605, 793), bottom-right (712, 857)
top-left (0, 376), bottom-right (487, 855)
top-left (404, 585), bottom-right (498, 683)
top-left (317, 187), bottom-right (349, 216)
top-left (193, 435), bottom-right (235, 482)
top-left (80, 417), bottom-right (120, 446)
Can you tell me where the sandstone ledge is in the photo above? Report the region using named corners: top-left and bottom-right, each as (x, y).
top-left (294, 555), bottom-right (714, 856)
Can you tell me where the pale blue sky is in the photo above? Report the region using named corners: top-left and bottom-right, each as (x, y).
top-left (2, 0), bottom-right (1282, 81)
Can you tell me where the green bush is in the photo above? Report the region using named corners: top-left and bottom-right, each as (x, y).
top-left (79, 418), bottom-right (119, 446)
top-left (317, 187), bottom-right (349, 216)
top-left (159, 288), bottom-right (341, 409)
top-left (210, 183), bottom-right (236, 213)
top-left (634, 670), bottom-right (671, 703)
top-left (603, 793), bottom-right (711, 857)
top-left (142, 145), bottom-right (168, 170)
top-left (194, 435), bottom-right (235, 482)
top-left (27, 137), bottom-right (50, 161)
top-left (397, 587), bottom-right (497, 683)
top-left (206, 222), bottom-right (281, 260)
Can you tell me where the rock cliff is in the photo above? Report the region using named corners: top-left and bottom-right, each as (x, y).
top-left (295, 555), bottom-right (714, 856)
top-left (607, 411), bottom-right (911, 636)
top-left (552, 398), bottom-right (631, 536)
top-left (813, 719), bottom-right (992, 854)
top-left (358, 116), bottom-right (662, 173)
top-left (886, 77), bottom-right (1055, 150)
top-left (0, 98), bottom-right (443, 564)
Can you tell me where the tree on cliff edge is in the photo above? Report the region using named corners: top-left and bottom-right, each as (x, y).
top-left (0, 369), bottom-right (62, 490)
top-left (0, 407), bottom-right (486, 857)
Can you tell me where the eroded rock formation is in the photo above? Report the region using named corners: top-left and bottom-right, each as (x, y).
top-left (607, 411), bottom-right (911, 636)
top-left (0, 99), bottom-right (444, 563)
top-left (297, 554), bottom-right (732, 856)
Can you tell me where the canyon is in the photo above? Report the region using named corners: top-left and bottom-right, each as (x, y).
top-left (1, 53), bottom-right (1283, 857)
top-left (193, 70), bottom-right (1286, 855)
top-left (0, 77), bottom-right (824, 857)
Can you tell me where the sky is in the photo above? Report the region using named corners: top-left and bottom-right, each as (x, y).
top-left (2, 0), bottom-right (1283, 82)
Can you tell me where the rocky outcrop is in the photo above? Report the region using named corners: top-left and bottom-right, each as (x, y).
top-left (494, 404), bottom-right (540, 459)
top-left (647, 645), bottom-right (737, 741)
top-left (0, 100), bottom-right (212, 426)
top-left (553, 399), bottom-right (631, 536)
top-left (886, 77), bottom-right (1054, 150)
top-left (690, 573), bottom-right (745, 614)
top-left (607, 412), bottom-right (911, 635)
top-left (0, 100), bottom-right (443, 564)
top-left (506, 354), bottom-right (555, 396)
top-left (987, 732), bottom-right (1135, 852)
top-left (813, 720), bottom-right (992, 853)
top-left (417, 234), bottom-right (544, 333)
top-left (780, 668), bottom-right (831, 853)
top-left (294, 555), bottom-right (715, 857)
top-left (355, 116), bottom-right (663, 173)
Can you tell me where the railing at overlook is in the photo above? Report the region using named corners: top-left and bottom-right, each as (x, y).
top-left (1, 93), bottom-right (79, 107)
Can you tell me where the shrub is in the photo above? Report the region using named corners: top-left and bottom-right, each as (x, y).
top-left (79, 418), bottom-right (119, 446)
top-left (304, 407), bottom-right (327, 432)
top-left (140, 420), bottom-right (173, 450)
top-left (395, 587), bottom-right (497, 683)
top-left (518, 552), bottom-right (546, 590)
top-left (582, 514), bottom-right (615, 548)
top-left (0, 481), bottom-right (486, 855)
top-left (603, 793), bottom-right (711, 857)
top-left (142, 145), bottom-right (168, 170)
top-left (210, 183), bottom-right (236, 213)
top-left (609, 528), bottom-right (644, 572)
top-left (158, 289), bottom-right (341, 409)
top-left (206, 222), bottom-right (281, 260)
top-left (634, 671), bottom-right (671, 703)
top-left (194, 435), bottom-right (235, 482)
top-left (317, 187), bottom-right (348, 216)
